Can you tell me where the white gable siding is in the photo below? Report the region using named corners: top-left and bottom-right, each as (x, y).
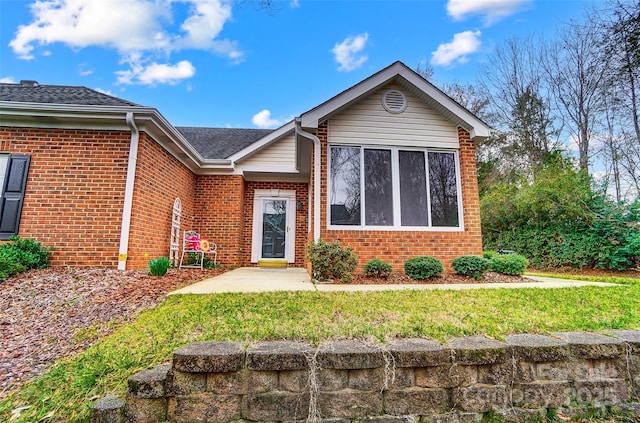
top-left (328, 85), bottom-right (459, 148)
top-left (238, 133), bottom-right (296, 168)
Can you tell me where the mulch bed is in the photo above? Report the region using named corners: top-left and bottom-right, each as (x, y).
top-left (0, 266), bottom-right (224, 397)
top-left (345, 272), bottom-right (528, 284)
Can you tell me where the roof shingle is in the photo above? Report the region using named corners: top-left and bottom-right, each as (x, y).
top-left (176, 127), bottom-right (273, 160)
top-left (0, 83), bottom-right (142, 107)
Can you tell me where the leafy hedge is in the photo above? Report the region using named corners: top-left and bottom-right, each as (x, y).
top-left (0, 236), bottom-right (51, 280)
top-left (404, 256), bottom-right (443, 279)
top-left (481, 155), bottom-right (640, 271)
top-left (306, 240), bottom-right (357, 282)
top-left (452, 255), bottom-right (490, 279)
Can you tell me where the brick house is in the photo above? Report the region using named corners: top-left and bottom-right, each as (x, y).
top-left (0, 61), bottom-right (491, 272)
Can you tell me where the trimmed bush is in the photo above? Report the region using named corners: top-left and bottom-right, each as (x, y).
top-left (149, 257), bottom-right (172, 276)
top-left (482, 250), bottom-right (500, 261)
top-left (0, 236), bottom-right (51, 281)
top-left (306, 240), bottom-right (357, 282)
top-left (490, 254), bottom-right (528, 275)
top-left (404, 256), bottom-right (443, 280)
top-left (452, 255), bottom-right (490, 280)
top-left (364, 259), bottom-right (393, 278)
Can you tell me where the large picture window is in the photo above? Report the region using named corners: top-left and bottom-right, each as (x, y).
top-left (329, 146), bottom-right (462, 229)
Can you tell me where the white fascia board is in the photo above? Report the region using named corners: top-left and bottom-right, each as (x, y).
top-left (299, 61), bottom-right (492, 141)
top-left (228, 120), bottom-right (296, 163)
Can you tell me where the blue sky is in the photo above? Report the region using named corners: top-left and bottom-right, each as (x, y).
top-left (0, 0), bottom-right (590, 129)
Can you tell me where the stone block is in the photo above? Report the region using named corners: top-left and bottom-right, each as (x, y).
top-left (384, 387), bottom-right (449, 415)
top-left (124, 393), bottom-right (167, 423)
top-left (349, 368), bottom-right (386, 391)
top-left (551, 332), bottom-right (625, 359)
top-left (317, 340), bottom-right (385, 369)
top-left (318, 368), bottom-right (348, 391)
top-left (242, 391), bottom-right (310, 421)
top-left (357, 416), bottom-right (417, 423)
top-left (535, 361), bottom-right (571, 381)
top-left (422, 412), bottom-right (482, 423)
top-left (168, 393), bottom-right (241, 423)
top-left (496, 407), bottom-right (546, 422)
top-left (477, 362), bottom-right (513, 385)
top-left (206, 369), bottom-right (277, 394)
top-left (449, 336), bottom-right (509, 365)
top-left (568, 358), bottom-right (624, 381)
top-left (90, 395), bottom-right (124, 423)
top-left (511, 381), bottom-right (571, 408)
top-left (127, 364), bottom-right (171, 399)
top-left (415, 364), bottom-right (477, 389)
top-left (388, 367), bottom-right (414, 389)
top-left (572, 379), bottom-right (629, 406)
top-left (173, 341), bottom-right (244, 373)
top-left (386, 338), bottom-right (451, 368)
top-left (609, 330), bottom-right (640, 354)
top-left (246, 340), bottom-right (314, 370)
top-left (280, 369), bottom-right (310, 392)
top-left (506, 333), bottom-right (570, 362)
top-left (168, 369), bottom-right (206, 395)
top-left (513, 361), bottom-right (536, 383)
top-left (453, 384), bottom-right (509, 413)
top-left (318, 390), bottom-right (384, 419)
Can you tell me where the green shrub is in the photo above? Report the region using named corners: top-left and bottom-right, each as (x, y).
top-left (489, 254), bottom-right (528, 275)
top-left (306, 240), bottom-right (357, 282)
top-left (364, 259), bottom-right (393, 278)
top-left (452, 255), bottom-right (490, 280)
top-left (149, 257), bottom-right (172, 276)
top-left (0, 236), bottom-right (51, 280)
top-left (404, 256), bottom-right (443, 280)
top-left (482, 250), bottom-right (500, 260)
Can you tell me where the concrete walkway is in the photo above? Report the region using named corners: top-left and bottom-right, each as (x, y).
top-left (169, 267), bottom-right (620, 295)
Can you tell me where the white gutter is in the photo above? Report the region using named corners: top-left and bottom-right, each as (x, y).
top-left (294, 118), bottom-right (321, 241)
top-left (117, 112), bottom-right (140, 270)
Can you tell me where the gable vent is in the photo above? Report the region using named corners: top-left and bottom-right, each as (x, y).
top-left (382, 89), bottom-right (407, 114)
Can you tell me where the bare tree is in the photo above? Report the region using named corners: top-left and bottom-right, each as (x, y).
top-left (543, 20), bottom-right (611, 174)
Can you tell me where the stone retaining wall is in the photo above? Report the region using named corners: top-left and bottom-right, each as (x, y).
top-left (91, 331), bottom-right (640, 422)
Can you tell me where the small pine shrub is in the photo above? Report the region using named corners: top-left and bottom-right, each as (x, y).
top-left (364, 259), bottom-right (393, 278)
top-left (149, 256), bottom-right (172, 276)
top-left (306, 240), bottom-right (357, 282)
top-left (452, 255), bottom-right (490, 280)
top-left (490, 254), bottom-right (528, 275)
top-left (404, 256), bottom-right (443, 280)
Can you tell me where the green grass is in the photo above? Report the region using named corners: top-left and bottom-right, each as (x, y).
top-left (2, 282), bottom-right (640, 422)
top-left (526, 271), bottom-right (640, 285)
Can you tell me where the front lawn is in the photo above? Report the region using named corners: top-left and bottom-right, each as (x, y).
top-left (2, 278), bottom-right (639, 422)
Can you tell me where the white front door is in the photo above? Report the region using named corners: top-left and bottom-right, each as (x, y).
top-left (251, 190), bottom-right (296, 263)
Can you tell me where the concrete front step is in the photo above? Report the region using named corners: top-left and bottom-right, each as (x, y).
top-left (258, 259), bottom-right (288, 268)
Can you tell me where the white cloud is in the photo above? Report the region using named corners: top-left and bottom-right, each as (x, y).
top-left (447, 0), bottom-right (531, 25)
top-left (252, 109), bottom-right (283, 129)
top-left (0, 77), bottom-right (17, 83)
top-left (116, 60), bottom-right (196, 85)
top-left (9, 0), bottom-right (240, 85)
top-left (290, 0), bottom-right (300, 8)
top-left (431, 30), bottom-right (481, 66)
top-left (331, 33), bottom-right (369, 72)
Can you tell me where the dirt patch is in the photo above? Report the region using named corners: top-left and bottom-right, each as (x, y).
top-left (0, 266), bottom-right (225, 397)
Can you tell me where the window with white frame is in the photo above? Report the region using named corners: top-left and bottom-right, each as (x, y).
top-left (329, 145), bottom-right (462, 229)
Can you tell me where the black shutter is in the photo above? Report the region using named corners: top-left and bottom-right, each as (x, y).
top-left (0, 155), bottom-right (31, 240)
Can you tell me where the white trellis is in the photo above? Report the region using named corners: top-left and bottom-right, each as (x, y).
top-left (170, 198), bottom-right (182, 266)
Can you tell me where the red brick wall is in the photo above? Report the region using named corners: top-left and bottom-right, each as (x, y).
top-left (319, 122), bottom-right (483, 272)
top-left (243, 181), bottom-right (309, 267)
top-left (193, 175), bottom-right (245, 265)
top-left (0, 127), bottom-right (130, 266)
top-left (127, 133), bottom-right (196, 269)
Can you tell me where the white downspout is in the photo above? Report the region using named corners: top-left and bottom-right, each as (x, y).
top-left (117, 112), bottom-right (140, 270)
top-left (295, 118), bottom-right (321, 241)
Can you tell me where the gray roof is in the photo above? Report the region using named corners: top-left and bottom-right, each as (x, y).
top-left (0, 82), bottom-right (141, 107)
top-left (176, 126), bottom-right (273, 160)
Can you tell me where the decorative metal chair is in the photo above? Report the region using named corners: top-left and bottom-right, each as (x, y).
top-left (179, 230), bottom-right (217, 269)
